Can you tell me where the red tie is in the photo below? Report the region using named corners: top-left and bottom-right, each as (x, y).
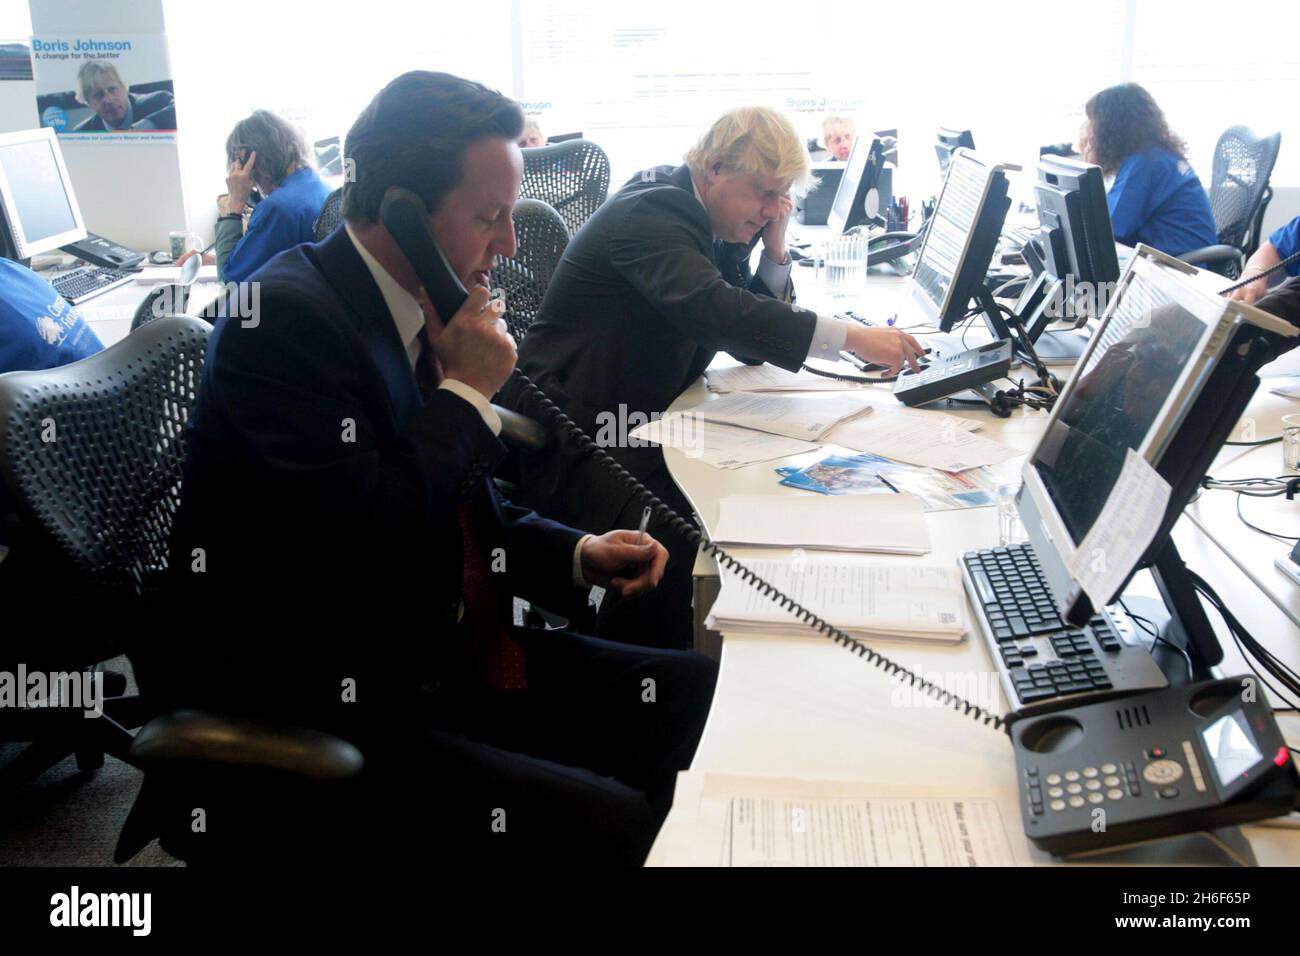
top-left (417, 327), bottom-right (528, 690)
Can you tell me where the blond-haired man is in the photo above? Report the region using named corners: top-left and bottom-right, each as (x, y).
top-left (73, 60), bottom-right (174, 132)
top-left (509, 106), bottom-right (921, 648)
top-left (822, 115), bottom-right (856, 162)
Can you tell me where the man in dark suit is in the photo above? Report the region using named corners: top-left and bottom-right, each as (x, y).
top-left (138, 71), bottom-right (717, 867)
top-left (72, 60), bottom-right (174, 131)
top-left (508, 106), bottom-right (924, 649)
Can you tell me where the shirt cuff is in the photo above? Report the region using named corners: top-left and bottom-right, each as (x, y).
top-left (438, 379), bottom-right (502, 436)
top-left (756, 249), bottom-right (793, 292)
top-left (572, 534), bottom-right (593, 587)
top-left (806, 313), bottom-right (850, 361)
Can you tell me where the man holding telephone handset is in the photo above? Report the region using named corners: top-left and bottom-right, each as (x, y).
top-left (142, 72), bottom-right (717, 867)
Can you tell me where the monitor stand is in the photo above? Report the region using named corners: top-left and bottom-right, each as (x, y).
top-left (1019, 328), bottom-right (1088, 366)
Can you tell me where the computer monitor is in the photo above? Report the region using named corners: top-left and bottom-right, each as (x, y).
top-left (0, 127), bottom-right (86, 263)
top-left (904, 148), bottom-right (1016, 333)
top-left (1014, 156), bottom-right (1121, 362)
top-left (1017, 244), bottom-right (1297, 670)
top-left (827, 136), bottom-right (887, 234)
top-left (935, 127), bottom-right (975, 175)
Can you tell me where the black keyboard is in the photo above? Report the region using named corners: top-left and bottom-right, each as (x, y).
top-left (51, 267), bottom-right (133, 304)
top-left (961, 543), bottom-right (1168, 715)
top-left (893, 339), bottom-right (1012, 406)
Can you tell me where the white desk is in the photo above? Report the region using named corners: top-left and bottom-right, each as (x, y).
top-left (647, 271), bottom-right (1300, 866)
top-left (60, 270), bottom-right (223, 349)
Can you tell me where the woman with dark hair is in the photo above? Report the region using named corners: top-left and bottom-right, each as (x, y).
top-left (1079, 83), bottom-right (1217, 258)
top-left (181, 109), bottom-right (333, 282)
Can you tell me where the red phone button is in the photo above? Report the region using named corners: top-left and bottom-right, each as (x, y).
top-left (1275, 747), bottom-right (1290, 767)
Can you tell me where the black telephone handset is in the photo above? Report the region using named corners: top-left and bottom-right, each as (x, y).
top-left (379, 187), bottom-right (469, 325)
top-left (377, 186), bottom-right (1008, 733)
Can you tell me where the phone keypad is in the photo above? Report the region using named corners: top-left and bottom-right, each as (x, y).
top-left (1025, 760), bottom-right (1144, 815)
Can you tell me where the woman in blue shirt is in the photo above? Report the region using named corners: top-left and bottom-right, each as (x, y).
top-left (181, 110), bottom-right (333, 282)
top-left (1079, 83), bottom-right (1217, 259)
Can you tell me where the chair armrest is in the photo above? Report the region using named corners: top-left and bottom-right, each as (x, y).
top-left (1179, 244), bottom-right (1245, 270)
top-left (130, 709), bottom-right (363, 781)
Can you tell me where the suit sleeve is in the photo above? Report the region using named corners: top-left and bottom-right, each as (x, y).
top-left (202, 288), bottom-right (581, 574)
top-left (1257, 277), bottom-right (1300, 343)
top-left (606, 193), bottom-right (815, 372)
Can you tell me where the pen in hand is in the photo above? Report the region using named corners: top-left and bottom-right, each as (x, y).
top-left (636, 505), bottom-right (651, 547)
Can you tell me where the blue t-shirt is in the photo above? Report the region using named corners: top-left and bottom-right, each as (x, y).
top-left (1268, 216), bottom-right (1300, 278)
top-left (1107, 147), bottom-right (1218, 258)
top-left (222, 167), bottom-right (333, 282)
top-left (0, 258), bottom-right (103, 374)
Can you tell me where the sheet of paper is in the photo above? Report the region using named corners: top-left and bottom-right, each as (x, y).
top-left (681, 392), bottom-right (872, 441)
top-left (133, 264), bottom-right (219, 284)
top-left (826, 407), bottom-right (1018, 472)
top-left (1067, 448), bottom-right (1172, 609)
top-left (714, 493), bottom-right (930, 554)
top-left (707, 555), bottom-right (966, 641)
top-left (706, 364), bottom-right (868, 393)
top-left (885, 465), bottom-right (1000, 511)
top-left (1268, 381), bottom-right (1300, 400)
top-left (79, 304), bottom-right (135, 323)
top-left (629, 416), bottom-right (819, 469)
top-left (649, 772), bottom-right (1020, 867)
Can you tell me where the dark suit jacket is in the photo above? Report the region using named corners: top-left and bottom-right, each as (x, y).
top-left (73, 89), bottom-right (174, 132)
top-left (1258, 277), bottom-right (1300, 332)
top-left (509, 164), bottom-right (816, 528)
top-left (140, 227), bottom-right (586, 741)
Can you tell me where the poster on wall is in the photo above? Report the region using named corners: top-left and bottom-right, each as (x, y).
top-left (31, 34), bottom-right (177, 141)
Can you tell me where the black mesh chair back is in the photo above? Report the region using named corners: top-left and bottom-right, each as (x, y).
top-left (520, 139), bottom-right (610, 235)
top-left (1208, 126), bottom-right (1281, 256)
top-left (314, 187), bottom-right (344, 241)
top-left (491, 199), bottom-right (570, 342)
top-left (0, 315), bottom-right (210, 600)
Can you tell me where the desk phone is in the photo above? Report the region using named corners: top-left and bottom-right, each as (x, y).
top-left (1013, 678), bottom-right (1298, 855)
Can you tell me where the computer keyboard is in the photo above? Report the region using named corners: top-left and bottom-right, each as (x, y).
top-left (961, 543), bottom-right (1168, 715)
top-left (51, 266), bottom-right (134, 304)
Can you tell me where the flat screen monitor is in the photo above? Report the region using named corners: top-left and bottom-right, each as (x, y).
top-left (1034, 156), bottom-right (1119, 289)
top-left (827, 136), bottom-right (886, 234)
top-left (1018, 245), bottom-right (1295, 638)
top-left (935, 127), bottom-right (975, 175)
top-left (0, 127), bottom-right (86, 261)
top-left (908, 148), bottom-right (1014, 331)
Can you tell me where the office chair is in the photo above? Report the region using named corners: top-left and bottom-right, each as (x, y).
top-left (491, 199), bottom-right (571, 342)
top-left (520, 138), bottom-right (610, 236)
top-left (314, 187), bottom-right (344, 242)
top-left (0, 315), bottom-right (216, 790)
top-left (131, 283), bottom-right (189, 332)
top-left (1180, 126), bottom-right (1282, 279)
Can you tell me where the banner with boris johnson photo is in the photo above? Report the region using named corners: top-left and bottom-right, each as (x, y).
top-left (31, 34), bottom-right (177, 142)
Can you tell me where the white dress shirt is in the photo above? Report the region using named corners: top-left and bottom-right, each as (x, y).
top-left (345, 224), bottom-right (592, 585)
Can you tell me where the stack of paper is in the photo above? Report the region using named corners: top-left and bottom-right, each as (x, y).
top-left (713, 493), bottom-right (930, 554)
top-left (706, 555), bottom-right (967, 643)
top-left (683, 392), bottom-right (872, 442)
top-left (705, 364), bottom-right (867, 393)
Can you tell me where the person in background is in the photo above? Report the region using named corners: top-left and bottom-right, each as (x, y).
top-left (822, 115), bottom-right (855, 162)
top-left (178, 110), bottom-right (332, 282)
top-left (1229, 214), bottom-right (1300, 305)
top-left (0, 257), bottom-right (102, 374)
top-left (72, 60), bottom-right (174, 132)
top-left (519, 117), bottom-right (545, 148)
top-left (508, 106), bottom-right (922, 650)
top-left (1078, 83), bottom-right (1216, 258)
